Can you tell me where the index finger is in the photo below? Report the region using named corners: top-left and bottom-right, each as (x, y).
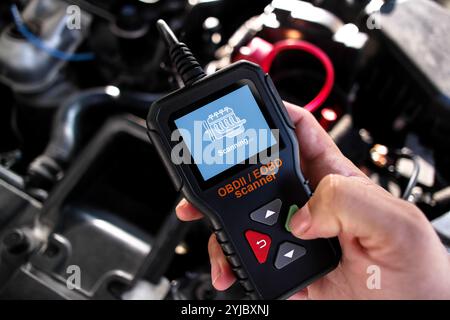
top-left (176, 198), bottom-right (204, 221)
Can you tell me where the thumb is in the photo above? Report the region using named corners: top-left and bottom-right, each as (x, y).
top-left (289, 174), bottom-right (425, 251)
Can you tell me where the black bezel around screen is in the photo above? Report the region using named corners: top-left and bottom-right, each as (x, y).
top-left (169, 79), bottom-right (285, 190)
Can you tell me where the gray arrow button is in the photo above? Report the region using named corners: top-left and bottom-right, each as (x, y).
top-left (250, 199), bottom-right (282, 226)
top-left (274, 242), bottom-right (306, 269)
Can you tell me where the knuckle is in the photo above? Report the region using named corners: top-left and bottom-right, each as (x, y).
top-left (400, 202), bottom-right (428, 230)
top-left (316, 174), bottom-right (346, 207)
top-left (390, 200), bottom-right (431, 246)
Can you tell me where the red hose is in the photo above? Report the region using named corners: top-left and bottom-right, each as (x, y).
top-left (261, 39), bottom-right (335, 113)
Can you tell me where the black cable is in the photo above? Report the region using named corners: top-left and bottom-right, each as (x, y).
top-left (156, 20), bottom-right (206, 86)
top-left (128, 20), bottom-right (204, 287)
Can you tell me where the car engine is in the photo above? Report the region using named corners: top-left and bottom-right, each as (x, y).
top-left (0, 0), bottom-right (449, 300)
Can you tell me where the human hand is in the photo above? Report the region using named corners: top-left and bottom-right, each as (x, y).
top-left (176, 102), bottom-right (450, 299)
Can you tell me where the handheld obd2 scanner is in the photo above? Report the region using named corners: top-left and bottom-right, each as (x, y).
top-left (146, 20), bottom-right (341, 300)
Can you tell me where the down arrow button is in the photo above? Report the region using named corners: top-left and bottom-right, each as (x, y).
top-left (275, 242), bottom-right (306, 270)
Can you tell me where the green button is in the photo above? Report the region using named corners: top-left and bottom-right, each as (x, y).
top-left (285, 204), bottom-right (299, 232)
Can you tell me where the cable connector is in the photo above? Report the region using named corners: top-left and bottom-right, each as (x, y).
top-left (156, 19), bottom-right (205, 86)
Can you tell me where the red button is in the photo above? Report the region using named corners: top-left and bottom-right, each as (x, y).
top-left (245, 230), bottom-right (271, 264)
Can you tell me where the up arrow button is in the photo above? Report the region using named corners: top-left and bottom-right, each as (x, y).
top-left (250, 199), bottom-right (282, 226)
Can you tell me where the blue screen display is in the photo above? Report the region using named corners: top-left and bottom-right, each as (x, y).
top-left (175, 85), bottom-right (276, 181)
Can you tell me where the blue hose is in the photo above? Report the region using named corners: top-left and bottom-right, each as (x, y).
top-left (10, 4), bottom-right (95, 62)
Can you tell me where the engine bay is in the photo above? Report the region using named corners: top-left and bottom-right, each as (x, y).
top-left (0, 0), bottom-right (449, 300)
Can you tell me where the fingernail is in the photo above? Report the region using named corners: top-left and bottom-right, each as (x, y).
top-left (210, 259), bottom-right (222, 286)
top-left (290, 206), bottom-right (311, 237)
top-left (176, 198), bottom-right (188, 210)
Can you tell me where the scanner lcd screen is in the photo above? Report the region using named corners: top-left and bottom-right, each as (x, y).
top-left (174, 85), bottom-right (277, 181)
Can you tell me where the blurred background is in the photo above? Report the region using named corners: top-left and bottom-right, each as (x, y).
top-left (0, 0), bottom-right (449, 300)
